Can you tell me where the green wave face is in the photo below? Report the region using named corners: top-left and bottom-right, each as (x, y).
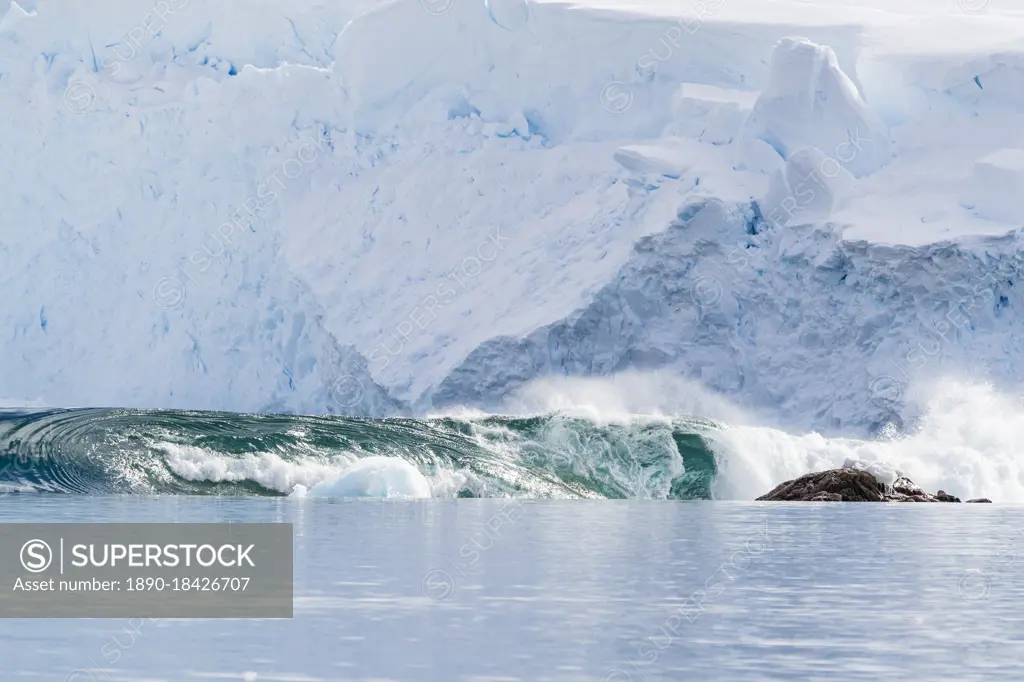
top-left (0, 408), bottom-right (720, 499)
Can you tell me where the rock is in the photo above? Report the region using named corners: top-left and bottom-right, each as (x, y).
top-left (807, 492), bottom-right (844, 502)
top-left (756, 468), bottom-right (886, 502)
top-left (887, 491), bottom-right (935, 503)
top-left (757, 467), bottom-right (986, 503)
top-left (966, 498), bottom-right (993, 503)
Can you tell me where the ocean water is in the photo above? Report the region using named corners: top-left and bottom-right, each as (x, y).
top-left (5, 379), bottom-right (1024, 505)
top-left (2, 385), bottom-right (1024, 501)
top-left (0, 496), bottom-right (1021, 681)
top-left (0, 408), bottom-right (720, 499)
top-left (1, 405), bottom-right (1023, 679)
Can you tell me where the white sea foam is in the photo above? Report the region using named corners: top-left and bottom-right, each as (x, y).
top-left (498, 372), bottom-right (1024, 502)
top-left (706, 379), bottom-right (1024, 503)
top-left (500, 372), bottom-right (752, 427)
top-left (841, 457), bottom-right (902, 487)
top-left (162, 443), bottom-right (452, 499)
top-left (299, 456), bottom-right (432, 499)
top-left (161, 443), bottom-right (348, 492)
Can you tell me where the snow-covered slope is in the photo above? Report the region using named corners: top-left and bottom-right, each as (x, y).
top-left (3, 0), bottom-right (1024, 436)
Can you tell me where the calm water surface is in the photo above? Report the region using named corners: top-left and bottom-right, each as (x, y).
top-left (0, 498), bottom-right (1021, 681)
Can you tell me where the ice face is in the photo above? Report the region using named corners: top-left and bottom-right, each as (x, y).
top-left (739, 37), bottom-right (892, 178)
top-left (2, 0), bottom-right (1024, 443)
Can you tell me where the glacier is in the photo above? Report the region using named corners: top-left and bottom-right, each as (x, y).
top-left (3, 0), bottom-right (1024, 449)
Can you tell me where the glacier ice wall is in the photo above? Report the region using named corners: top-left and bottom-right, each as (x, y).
top-left (2, 0), bottom-right (1024, 436)
top-left (0, 0), bottom-right (395, 414)
top-left (432, 197), bottom-right (1024, 435)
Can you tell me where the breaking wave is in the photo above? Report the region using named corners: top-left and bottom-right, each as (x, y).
top-left (1, 378), bottom-right (1021, 500)
top-left (0, 408), bottom-right (718, 499)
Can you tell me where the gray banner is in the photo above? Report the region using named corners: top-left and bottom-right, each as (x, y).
top-left (0, 523), bottom-right (292, 618)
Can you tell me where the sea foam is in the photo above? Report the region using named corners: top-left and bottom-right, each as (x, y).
top-left (295, 456), bottom-right (432, 499)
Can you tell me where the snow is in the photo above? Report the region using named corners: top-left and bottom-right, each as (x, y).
top-left (0, 397), bottom-right (46, 409)
top-left (665, 83), bottom-right (755, 145)
top-left (962, 148), bottom-right (1024, 223)
top-left (739, 37), bottom-right (891, 178)
top-left (613, 141), bottom-right (691, 177)
top-left (761, 145), bottom-right (857, 228)
top-left (2, 0), bottom-right (1024, 437)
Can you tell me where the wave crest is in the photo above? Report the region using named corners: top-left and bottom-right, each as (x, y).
top-left (1, 377), bottom-right (1021, 501)
top-left (0, 408), bottom-right (718, 499)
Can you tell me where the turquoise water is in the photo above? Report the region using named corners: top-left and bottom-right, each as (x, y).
top-left (0, 408), bottom-right (718, 499)
top-left (0, 497), bottom-right (1021, 680)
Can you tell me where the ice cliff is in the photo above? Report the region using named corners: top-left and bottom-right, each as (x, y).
top-left (2, 0), bottom-right (1024, 436)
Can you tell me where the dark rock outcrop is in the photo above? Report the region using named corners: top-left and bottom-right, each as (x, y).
top-left (966, 498), bottom-right (993, 503)
top-left (756, 467), bottom-right (983, 502)
top-left (756, 468), bottom-right (888, 502)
